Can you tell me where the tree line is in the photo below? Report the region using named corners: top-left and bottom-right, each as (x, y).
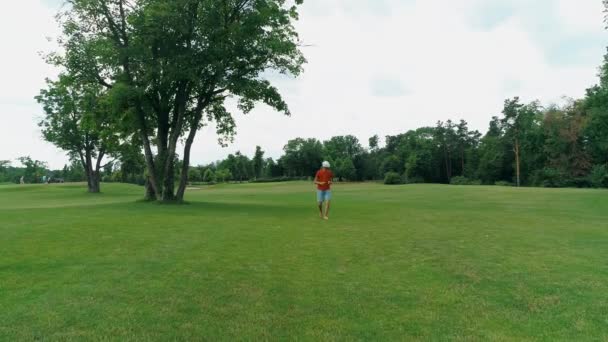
top-left (17, 0), bottom-right (608, 195)
top-left (187, 54), bottom-right (608, 188)
top-left (23, 50), bottom-right (608, 189)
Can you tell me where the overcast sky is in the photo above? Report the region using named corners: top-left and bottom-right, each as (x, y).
top-left (0, 0), bottom-right (606, 169)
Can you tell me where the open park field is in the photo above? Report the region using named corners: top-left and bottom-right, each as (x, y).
top-left (1, 182), bottom-right (607, 340)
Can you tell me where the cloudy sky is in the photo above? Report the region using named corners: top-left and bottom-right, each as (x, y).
top-left (0, 0), bottom-right (606, 169)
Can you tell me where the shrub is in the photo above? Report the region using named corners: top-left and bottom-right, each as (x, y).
top-left (494, 181), bottom-right (512, 187)
top-left (533, 167), bottom-right (567, 188)
top-left (450, 176), bottom-right (469, 185)
top-left (405, 176), bottom-right (425, 184)
top-left (589, 164), bottom-right (608, 188)
top-left (450, 176), bottom-right (482, 185)
top-left (384, 172), bottom-right (402, 185)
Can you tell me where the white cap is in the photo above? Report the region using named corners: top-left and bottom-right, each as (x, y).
top-left (322, 161), bottom-right (331, 168)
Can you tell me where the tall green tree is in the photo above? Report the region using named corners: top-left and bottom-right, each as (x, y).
top-left (281, 138), bottom-right (323, 177)
top-left (17, 157), bottom-right (49, 184)
top-left (36, 74), bottom-right (117, 193)
top-left (53, 0), bottom-right (306, 202)
top-left (323, 135), bottom-right (363, 162)
top-left (500, 98), bottom-right (542, 187)
top-left (252, 146), bottom-right (264, 179)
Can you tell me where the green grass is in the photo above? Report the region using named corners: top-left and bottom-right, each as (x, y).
top-left (1, 182), bottom-right (608, 340)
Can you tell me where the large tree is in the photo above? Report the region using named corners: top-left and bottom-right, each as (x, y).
top-left (500, 97), bottom-right (542, 187)
top-left (36, 74), bottom-right (117, 193)
top-left (252, 146), bottom-right (264, 179)
top-left (17, 157), bottom-right (49, 184)
top-left (281, 138), bottom-right (323, 177)
top-left (54, 0), bottom-right (306, 202)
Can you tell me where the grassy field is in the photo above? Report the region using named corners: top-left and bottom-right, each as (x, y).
top-left (1, 182), bottom-right (607, 340)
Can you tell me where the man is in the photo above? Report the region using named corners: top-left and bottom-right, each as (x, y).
top-left (314, 161), bottom-right (333, 220)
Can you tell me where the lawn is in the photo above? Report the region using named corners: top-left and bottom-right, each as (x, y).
top-left (1, 182), bottom-right (607, 340)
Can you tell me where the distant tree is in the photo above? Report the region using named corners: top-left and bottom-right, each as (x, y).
top-left (282, 138), bottom-right (324, 177)
top-left (500, 98), bottom-right (542, 187)
top-left (188, 168), bottom-right (202, 183)
top-left (369, 135), bottom-right (379, 151)
top-left (542, 102), bottom-right (591, 180)
top-left (264, 158), bottom-right (283, 178)
top-left (36, 74), bottom-right (117, 193)
top-left (477, 117), bottom-right (508, 184)
top-left (380, 155), bottom-right (402, 175)
top-left (61, 159), bottom-right (86, 182)
top-left (323, 135), bottom-right (363, 162)
top-left (116, 142), bottom-right (146, 186)
top-left (335, 158), bottom-right (356, 181)
top-left (353, 152), bottom-right (378, 181)
top-left (203, 169), bottom-right (215, 183)
top-left (216, 169), bottom-right (233, 183)
top-left (434, 120), bottom-right (457, 182)
top-left (18, 157), bottom-right (49, 184)
top-left (253, 146), bottom-right (265, 179)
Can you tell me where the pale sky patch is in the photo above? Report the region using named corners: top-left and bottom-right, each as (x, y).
top-left (0, 0), bottom-right (605, 169)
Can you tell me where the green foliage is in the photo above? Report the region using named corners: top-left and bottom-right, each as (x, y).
top-left (188, 168), bottom-right (202, 183)
top-left (215, 169), bottom-right (233, 183)
top-left (17, 156), bottom-right (49, 184)
top-left (252, 146), bottom-right (264, 179)
top-left (203, 169), bottom-right (216, 183)
top-left (589, 164), bottom-right (608, 188)
top-left (281, 138), bottom-right (324, 177)
top-left (53, 0), bottom-right (306, 201)
top-left (334, 158), bottom-right (357, 181)
top-left (383, 172), bottom-right (402, 185)
top-left (380, 155), bottom-right (402, 175)
top-left (450, 176), bottom-right (482, 186)
top-left (531, 168), bottom-right (568, 188)
top-left (323, 135), bottom-right (363, 163)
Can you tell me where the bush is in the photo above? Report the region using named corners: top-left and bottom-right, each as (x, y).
top-left (494, 181), bottom-right (512, 187)
top-left (450, 176), bottom-right (482, 185)
top-left (450, 176), bottom-right (469, 185)
top-left (384, 172), bottom-right (402, 185)
top-left (589, 164), bottom-right (608, 188)
top-left (404, 176), bottom-right (425, 184)
top-left (533, 168), bottom-right (567, 188)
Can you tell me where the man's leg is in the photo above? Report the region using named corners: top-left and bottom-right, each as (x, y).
top-left (317, 190), bottom-right (324, 218)
top-left (324, 200), bottom-right (331, 219)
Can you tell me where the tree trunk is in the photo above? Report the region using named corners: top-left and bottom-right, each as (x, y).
top-left (81, 149), bottom-right (101, 194)
top-left (514, 139), bottom-right (521, 187)
top-left (176, 121), bottom-right (201, 202)
top-left (145, 177), bottom-right (156, 201)
top-left (176, 98), bottom-right (207, 202)
top-left (137, 112), bottom-right (161, 200)
top-left (89, 170), bottom-right (101, 193)
top-left (461, 150), bottom-right (465, 176)
top-left (443, 146), bottom-right (451, 183)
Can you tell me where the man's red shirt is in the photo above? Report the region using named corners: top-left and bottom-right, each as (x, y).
top-left (316, 169), bottom-right (333, 191)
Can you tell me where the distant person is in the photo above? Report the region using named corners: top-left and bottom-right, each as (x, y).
top-left (42, 175), bottom-right (47, 184)
top-left (20, 176), bottom-right (24, 185)
top-left (314, 161), bottom-right (334, 220)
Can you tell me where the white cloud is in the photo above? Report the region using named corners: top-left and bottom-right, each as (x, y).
top-left (0, 0), bottom-right (63, 166)
top-left (557, 0), bottom-right (604, 33)
top-left (0, 0), bottom-right (605, 169)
